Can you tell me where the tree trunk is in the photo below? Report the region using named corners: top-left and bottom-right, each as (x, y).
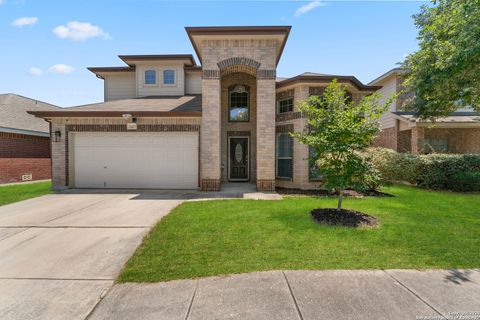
top-left (337, 190), bottom-right (344, 210)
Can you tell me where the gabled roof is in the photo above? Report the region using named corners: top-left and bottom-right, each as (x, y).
top-left (185, 26), bottom-right (291, 66)
top-left (28, 95), bottom-right (202, 118)
top-left (368, 68), bottom-right (404, 86)
top-left (88, 55), bottom-right (197, 78)
top-left (118, 54), bottom-right (196, 67)
top-left (0, 93), bottom-right (59, 136)
top-left (394, 111), bottom-right (480, 125)
top-left (276, 73), bottom-right (381, 91)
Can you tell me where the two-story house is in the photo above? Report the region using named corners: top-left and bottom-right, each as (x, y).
top-left (30, 26), bottom-right (380, 191)
top-left (371, 68), bottom-right (480, 154)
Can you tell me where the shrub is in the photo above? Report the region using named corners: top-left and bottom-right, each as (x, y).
top-left (364, 148), bottom-right (480, 192)
top-left (446, 172), bottom-right (480, 192)
top-left (365, 148), bottom-right (420, 184)
top-left (417, 154), bottom-right (480, 190)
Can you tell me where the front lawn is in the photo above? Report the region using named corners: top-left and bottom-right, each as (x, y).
top-left (0, 181), bottom-right (52, 206)
top-left (119, 185), bottom-right (480, 282)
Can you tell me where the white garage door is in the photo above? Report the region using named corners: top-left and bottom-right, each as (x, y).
top-left (72, 132), bottom-right (198, 189)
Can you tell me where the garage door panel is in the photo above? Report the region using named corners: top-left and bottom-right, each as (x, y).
top-left (73, 132), bottom-right (198, 189)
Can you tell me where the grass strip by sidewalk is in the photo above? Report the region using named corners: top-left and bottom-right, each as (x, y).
top-left (0, 181), bottom-right (52, 207)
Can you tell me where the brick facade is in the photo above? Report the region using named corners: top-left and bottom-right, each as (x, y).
top-left (397, 130), bottom-right (412, 153)
top-left (220, 73), bottom-right (257, 182)
top-left (423, 128), bottom-right (480, 154)
top-left (199, 38), bottom-right (278, 191)
top-left (0, 132), bottom-right (51, 183)
top-left (0, 158), bottom-right (51, 184)
top-left (200, 79), bottom-right (222, 190)
top-left (0, 132), bottom-right (50, 158)
top-left (50, 117), bottom-right (201, 190)
top-left (372, 127), bottom-right (397, 150)
top-left (276, 85), bottom-right (318, 190)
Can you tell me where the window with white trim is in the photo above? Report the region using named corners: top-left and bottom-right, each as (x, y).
top-left (163, 69), bottom-right (175, 85)
top-left (277, 98), bottom-right (293, 114)
top-left (276, 133), bottom-right (293, 179)
top-left (144, 70), bottom-right (156, 85)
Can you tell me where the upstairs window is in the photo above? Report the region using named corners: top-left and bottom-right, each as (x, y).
top-left (229, 85), bottom-right (249, 122)
top-left (277, 98), bottom-right (293, 114)
top-left (144, 70), bottom-right (156, 85)
top-left (163, 70), bottom-right (175, 85)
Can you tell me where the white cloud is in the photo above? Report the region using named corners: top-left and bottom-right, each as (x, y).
top-left (28, 67), bottom-right (43, 76)
top-left (49, 64), bottom-right (75, 74)
top-left (53, 21), bottom-right (110, 41)
top-left (11, 16), bottom-right (39, 27)
top-left (295, 1), bottom-right (325, 17)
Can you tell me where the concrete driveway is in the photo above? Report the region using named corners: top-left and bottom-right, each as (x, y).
top-left (0, 190), bottom-right (187, 320)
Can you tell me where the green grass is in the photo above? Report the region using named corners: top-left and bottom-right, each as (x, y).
top-left (119, 185), bottom-right (480, 282)
top-left (0, 181), bottom-right (52, 206)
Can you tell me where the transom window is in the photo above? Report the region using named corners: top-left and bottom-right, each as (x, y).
top-left (163, 70), bottom-right (175, 85)
top-left (229, 85), bottom-right (249, 122)
top-left (144, 70), bottom-right (156, 85)
top-left (277, 98), bottom-right (293, 114)
top-left (276, 133), bottom-right (293, 179)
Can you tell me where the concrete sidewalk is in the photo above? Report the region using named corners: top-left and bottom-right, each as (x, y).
top-left (88, 269), bottom-right (480, 320)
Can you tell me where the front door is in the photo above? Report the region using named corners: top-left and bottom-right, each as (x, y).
top-left (228, 137), bottom-right (249, 181)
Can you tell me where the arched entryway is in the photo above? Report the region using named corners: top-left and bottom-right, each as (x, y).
top-left (217, 57), bottom-right (259, 184)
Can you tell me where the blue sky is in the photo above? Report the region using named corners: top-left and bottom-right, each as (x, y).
top-left (1, 0), bottom-right (426, 107)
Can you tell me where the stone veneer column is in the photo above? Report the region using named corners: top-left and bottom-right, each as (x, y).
top-left (256, 75), bottom-right (276, 191)
top-left (50, 120), bottom-right (67, 190)
top-left (411, 127), bottom-right (425, 154)
top-left (200, 74), bottom-right (222, 191)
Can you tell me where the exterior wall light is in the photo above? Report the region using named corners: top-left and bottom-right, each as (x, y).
top-left (54, 130), bottom-right (61, 142)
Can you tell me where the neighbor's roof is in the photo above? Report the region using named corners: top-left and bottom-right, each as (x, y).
top-left (394, 112), bottom-right (480, 124)
top-left (276, 72), bottom-right (382, 91)
top-left (0, 93), bottom-right (59, 136)
top-left (186, 26), bottom-right (291, 66)
top-left (28, 95), bottom-right (202, 118)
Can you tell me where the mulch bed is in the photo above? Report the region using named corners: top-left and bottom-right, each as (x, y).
top-left (276, 188), bottom-right (393, 198)
top-left (311, 208), bottom-right (378, 228)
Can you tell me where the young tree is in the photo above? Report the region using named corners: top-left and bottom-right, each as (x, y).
top-left (402, 0), bottom-right (480, 119)
top-left (292, 80), bottom-right (393, 210)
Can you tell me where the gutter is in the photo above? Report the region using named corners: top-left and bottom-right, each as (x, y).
top-left (27, 111), bottom-right (202, 118)
top-left (0, 126), bottom-right (50, 137)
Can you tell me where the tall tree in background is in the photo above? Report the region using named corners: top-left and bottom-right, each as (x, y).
top-left (402, 0), bottom-right (480, 119)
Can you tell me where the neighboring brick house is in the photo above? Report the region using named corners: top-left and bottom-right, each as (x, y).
top-left (0, 94), bottom-right (59, 184)
top-left (370, 68), bottom-right (480, 154)
top-left (29, 26), bottom-right (380, 191)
